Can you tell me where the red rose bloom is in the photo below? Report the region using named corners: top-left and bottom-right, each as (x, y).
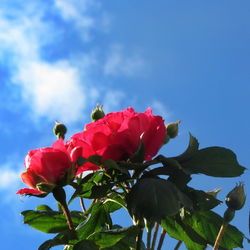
top-left (17, 139), bottom-right (72, 195)
top-left (67, 107), bottom-right (166, 174)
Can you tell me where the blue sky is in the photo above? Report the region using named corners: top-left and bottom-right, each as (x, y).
top-left (0, 0), bottom-right (249, 249)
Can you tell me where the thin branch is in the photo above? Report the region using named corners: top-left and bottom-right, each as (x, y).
top-left (79, 197), bottom-right (86, 213)
top-left (157, 228), bottom-right (166, 250)
top-left (174, 240), bottom-right (182, 250)
top-left (151, 223), bottom-right (159, 250)
top-left (213, 223), bottom-right (228, 250)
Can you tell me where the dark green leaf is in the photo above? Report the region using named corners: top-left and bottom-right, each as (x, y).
top-left (69, 171), bottom-right (108, 203)
top-left (21, 210), bottom-right (83, 233)
top-left (73, 240), bottom-right (99, 250)
top-left (186, 188), bottom-right (222, 211)
top-left (182, 147), bottom-right (246, 177)
top-left (88, 155), bottom-right (102, 165)
top-left (173, 133), bottom-right (199, 162)
top-left (76, 157), bottom-right (87, 167)
top-left (38, 230), bottom-right (77, 250)
top-left (86, 184), bottom-right (113, 199)
top-left (76, 202), bottom-right (112, 240)
top-left (102, 225), bottom-right (146, 250)
top-left (161, 217), bottom-right (206, 250)
top-left (88, 226), bottom-right (138, 248)
top-left (127, 178), bottom-right (192, 222)
top-left (104, 159), bottom-right (120, 170)
top-left (184, 211), bottom-right (244, 249)
top-left (39, 238), bottom-right (66, 250)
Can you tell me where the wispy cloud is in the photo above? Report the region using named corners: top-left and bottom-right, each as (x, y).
top-left (0, 1), bottom-right (96, 123)
top-left (0, 167), bottom-right (21, 190)
top-left (104, 44), bottom-right (147, 77)
top-left (150, 100), bottom-right (171, 122)
top-left (54, 0), bottom-right (110, 41)
top-left (14, 60), bottom-right (87, 123)
top-left (0, 0), bottom-right (149, 125)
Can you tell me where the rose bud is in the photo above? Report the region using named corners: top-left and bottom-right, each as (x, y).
top-left (166, 120), bottom-right (181, 139)
top-left (53, 121), bottom-right (67, 139)
top-left (225, 183), bottom-right (246, 211)
top-left (91, 104), bottom-right (105, 122)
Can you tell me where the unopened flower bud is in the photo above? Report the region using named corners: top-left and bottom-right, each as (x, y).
top-left (166, 120), bottom-right (181, 139)
top-left (91, 104), bottom-right (105, 122)
top-left (225, 183), bottom-right (246, 211)
top-left (53, 121), bottom-right (67, 139)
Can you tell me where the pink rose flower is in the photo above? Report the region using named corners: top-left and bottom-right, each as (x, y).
top-left (17, 139), bottom-right (72, 195)
top-left (67, 107), bottom-right (166, 174)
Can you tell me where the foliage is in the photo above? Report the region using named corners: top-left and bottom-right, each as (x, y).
top-left (18, 107), bottom-right (247, 249)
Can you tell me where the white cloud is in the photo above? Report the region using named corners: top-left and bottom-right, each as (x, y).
top-left (104, 44), bottom-right (146, 77)
top-left (150, 100), bottom-right (171, 122)
top-left (14, 61), bottom-right (87, 123)
top-left (0, 1), bottom-right (148, 125)
top-left (0, 1), bottom-right (95, 123)
top-left (0, 167), bottom-right (22, 190)
top-left (102, 90), bottom-right (126, 113)
top-left (54, 0), bottom-right (110, 41)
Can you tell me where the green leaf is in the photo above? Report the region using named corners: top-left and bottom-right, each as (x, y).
top-left (182, 147), bottom-right (246, 177)
top-left (76, 156), bottom-right (87, 167)
top-left (173, 133), bottom-right (199, 162)
top-left (184, 211), bottom-right (244, 249)
top-left (36, 205), bottom-right (53, 211)
top-left (38, 230), bottom-right (77, 250)
top-left (161, 217), bottom-right (206, 250)
top-left (76, 202), bottom-right (112, 240)
top-left (88, 155), bottom-right (102, 165)
top-left (104, 159), bottom-right (120, 170)
top-left (127, 178), bottom-right (192, 222)
top-left (21, 210), bottom-right (83, 233)
top-left (103, 192), bottom-right (126, 213)
top-left (186, 188), bottom-right (222, 211)
top-left (102, 225), bottom-right (146, 250)
top-left (39, 238), bottom-right (66, 250)
top-left (88, 226), bottom-right (138, 248)
top-left (69, 171), bottom-right (111, 203)
top-left (73, 240), bottom-right (99, 250)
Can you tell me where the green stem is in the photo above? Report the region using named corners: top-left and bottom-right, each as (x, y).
top-left (60, 201), bottom-right (75, 230)
top-left (213, 223), bottom-right (228, 250)
top-left (174, 240), bottom-right (182, 250)
top-left (136, 225), bottom-right (144, 250)
top-left (157, 228), bottom-right (166, 250)
top-left (151, 223), bottom-right (159, 250)
top-left (53, 187), bottom-right (74, 231)
top-left (79, 197), bottom-right (86, 213)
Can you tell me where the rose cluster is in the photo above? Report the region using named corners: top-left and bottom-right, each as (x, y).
top-left (17, 107), bottom-right (167, 195)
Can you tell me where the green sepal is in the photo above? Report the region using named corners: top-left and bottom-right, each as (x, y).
top-left (36, 182), bottom-right (55, 193)
top-left (129, 139), bottom-right (145, 163)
